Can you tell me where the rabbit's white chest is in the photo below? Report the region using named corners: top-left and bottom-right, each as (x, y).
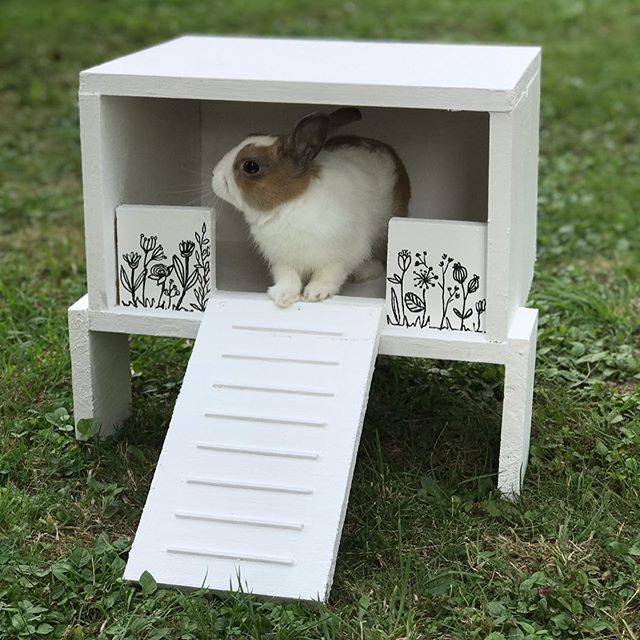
top-left (247, 196), bottom-right (345, 274)
top-left (242, 146), bottom-right (397, 276)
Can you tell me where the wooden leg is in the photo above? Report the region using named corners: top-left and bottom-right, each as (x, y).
top-left (497, 308), bottom-right (538, 497)
top-left (68, 295), bottom-right (131, 439)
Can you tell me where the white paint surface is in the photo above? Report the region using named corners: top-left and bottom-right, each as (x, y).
top-left (499, 307), bottom-right (538, 496)
top-left (386, 218), bottom-right (487, 333)
top-left (80, 36), bottom-right (540, 112)
top-left (70, 292), bottom-right (538, 497)
top-left (115, 205), bottom-right (214, 311)
top-left (80, 95), bottom-right (201, 310)
top-left (485, 70), bottom-right (540, 340)
top-left (77, 36), bottom-right (540, 341)
top-left (69, 38), bottom-right (542, 601)
top-left (68, 295), bottom-right (131, 439)
top-left (124, 293), bottom-right (383, 601)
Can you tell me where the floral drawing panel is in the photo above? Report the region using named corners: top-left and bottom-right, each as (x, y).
top-left (386, 218), bottom-right (487, 333)
top-left (116, 205), bottom-right (215, 312)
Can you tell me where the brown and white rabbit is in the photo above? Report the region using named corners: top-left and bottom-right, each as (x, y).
top-left (211, 107), bottom-right (410, 307)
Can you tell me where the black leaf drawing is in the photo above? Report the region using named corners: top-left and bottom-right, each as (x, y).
top-left (390, 288), bottom-right (401, 325)
top-left (386, 249), bottom-right (485, 333)
top-left (119, 266), bottom-right (131, 293)
top-left (185, 271), bottom-right (198, 290)
top-left (119, 222), bottom-right (212, 312)
top-left (172, 254), bottom-right (185, 282)
top-left (133, 270), bottom-right (146, 292)
top-left (453, 308), bottom-right (472, 319)
top-left (404, 292), bottom-right (425, 313)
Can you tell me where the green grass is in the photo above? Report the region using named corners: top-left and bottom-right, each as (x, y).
top-left (1, 0), bottom-right (639, 638)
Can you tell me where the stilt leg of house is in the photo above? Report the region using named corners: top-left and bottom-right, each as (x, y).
top-left (68, 295), bottom-right (131, 439)
top-left (497, 308), bottom-right (538, 497)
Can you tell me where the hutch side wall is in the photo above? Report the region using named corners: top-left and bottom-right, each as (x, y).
top-left (80, 95), bottom-right (201, 309)
top-left (509, 72), bottom-right (540, 321)
top-left (485, 70), bottom-right (540, 340)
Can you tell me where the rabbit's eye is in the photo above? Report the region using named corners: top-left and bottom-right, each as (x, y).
top-left (242, 160), bottom-right (261, 175)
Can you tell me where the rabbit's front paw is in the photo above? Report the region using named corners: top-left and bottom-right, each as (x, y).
top-left (268, 283), bottom-right (301, 308)
top-left (303, 281), bottom-right (338, 302)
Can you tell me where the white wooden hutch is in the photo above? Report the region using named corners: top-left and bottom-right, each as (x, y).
top-left (69, 36), bottom-right (541, 602)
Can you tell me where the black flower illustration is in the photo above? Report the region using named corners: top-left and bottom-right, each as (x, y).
top-left (474, 298), bottom-right (487, 332)
top-left (149, 263), bottom-right (174, 309)
top-left (119, 221), bottom-right (213, 312)
top-left (452, 262), bottom-right (467, 284)
top-left (386, 248), bottom-right (413, 325)
top-left (140, 234), bottom-right (157, 252)
top-left (453, 266), bottom-right (476, 330)
top-left (398, 249), bottom-right (411, 272)
top-left (119, 252), bottom-right (143, 307)
top-left (173, 240), bottom-right (198, 310)
top-left (414, 250), bottom-right (429, 269)
top-left (137, 234), bottom-right (166, 304)
top-left (122, 252), bottom-right (141, 269)
top-left (387, 248), bottom-right (485, 333)
top-left (164, 278), bottom-right (179, 303)
top-left (148, 263), bottom-right (172, 283)
top-left (414, 269), bottom-right (438, 289)
top-left (180, 240), bottom-right (195, 258)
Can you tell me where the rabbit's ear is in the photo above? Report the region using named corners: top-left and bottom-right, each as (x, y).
top-left (284, 111), bottom-right (330, 174)
top-left (328, 107), bottom-right (362, 131)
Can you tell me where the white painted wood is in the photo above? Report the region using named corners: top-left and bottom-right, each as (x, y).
top-left (80, 96), bottom-right (201, 309)
top-left (78, 37), bottom-right (540, 337)
top-left (76, 290), bottom-right (517, 365)
top-left (69, 288), bottom-right (538, 500)
top-left (115, 205), bottom-right (214, 311)
top-left (386, 218), bottom-right (487, 333)
top-left (68, 295), bottom-right (131, 439)
top-left (79, 291), bottom-right (505, 362)
top-left (124, 294), bottom-right (384, 601)
top-left (71, 35), bottom-right (542, 578)
top-left (80, 36), bottom-right (540, 112)
top-left (485, 70), bottom-right (541, 341)
top-left (498, 307), bottom-right (538, 496)
top-left (379, 323), bottom-right (505, 364)
top-left (87, 303), bottom-right (203, 338)
top-left (508, 73), bottom-right (541, 317)
top-left (79, 94), bottom-right (110, 310)
top-left (485, 111), bottom-right (513, 341)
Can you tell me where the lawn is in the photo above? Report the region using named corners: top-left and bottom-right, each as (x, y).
top-left (1, 0), bottom-right (639, 638)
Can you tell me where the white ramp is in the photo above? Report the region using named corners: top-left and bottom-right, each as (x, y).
top-left (124, 293), bottom-right (383, 601)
